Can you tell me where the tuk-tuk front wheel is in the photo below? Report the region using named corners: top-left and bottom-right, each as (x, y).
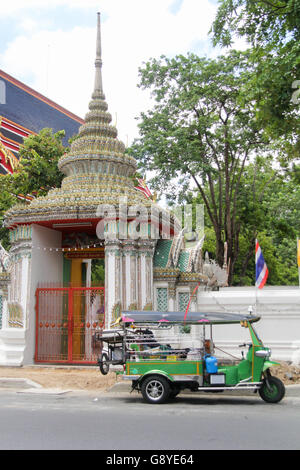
top-left (259, 376), bottom-right (285, 403)
top-left (141, 375), bottom-right (170, 404)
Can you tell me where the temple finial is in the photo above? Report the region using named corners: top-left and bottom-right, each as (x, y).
top-left (94, 12), bottom-right (103, 95)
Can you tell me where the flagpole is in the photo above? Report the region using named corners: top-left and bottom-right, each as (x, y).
top-left (255, 238), bottom-right (258, 315)
top-left (297, 238), bottom-right (300, 288)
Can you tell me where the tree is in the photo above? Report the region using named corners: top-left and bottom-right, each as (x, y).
top-left (130, 51), bottom-right (276, 284)
top-left (211, 0), bottom-right (300, 47)
top-left (211, 0), bottom-right (300, 148)
top-left (0, 128), bottom-right (66, 249)
top-left (91, 259), bottom-right (105, 287)
top-left (209, 1), bottom-right (300, 285)
top-left (15, 127), bottom-right (66, 194)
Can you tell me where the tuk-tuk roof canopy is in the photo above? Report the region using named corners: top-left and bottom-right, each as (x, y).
top-left (121, 311), bottom-right (260, 325)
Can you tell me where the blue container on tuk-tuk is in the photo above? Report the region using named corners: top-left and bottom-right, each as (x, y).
top-left (205, 354), bottom-right (218, 373)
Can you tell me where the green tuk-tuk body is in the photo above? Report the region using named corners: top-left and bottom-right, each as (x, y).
top-left (97, 311), bottom-right (285, 404)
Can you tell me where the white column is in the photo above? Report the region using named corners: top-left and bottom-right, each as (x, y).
top-left (20, 257), bottom-right (30, 325)
top-left (122, 241), bottom-right (136, 310)
top-left (140, 253), bottom-right (146, 309)
top-left (105, 248), bottom-right (116, 328)
top-left (125, 252), bottom-right (131, 309)
top-left (131, 253), bottom-right (138, 309)
top-left (84, 259), bottom-right (92, 287)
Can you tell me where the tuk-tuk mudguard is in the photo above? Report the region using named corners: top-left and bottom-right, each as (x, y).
top-left (262, 360), bottom-right (280, 372)
top-left (137, 370), bottom-right (175, 383)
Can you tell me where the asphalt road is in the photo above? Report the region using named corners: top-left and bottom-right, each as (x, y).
top-left (0, 389), bottom-right (299, 451)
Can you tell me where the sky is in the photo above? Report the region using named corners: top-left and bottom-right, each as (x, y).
top-left (0, 0), bottom-right (226, 146)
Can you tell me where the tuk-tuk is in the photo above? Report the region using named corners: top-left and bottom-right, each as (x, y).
top-left (97, 310), bottom-right (285, 405)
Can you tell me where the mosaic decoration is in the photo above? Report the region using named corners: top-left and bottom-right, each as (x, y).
top-left (7, 301), bottom-right (23, 328)
top-left (156, 287), bottom-right (168, 312)
top-left (9, 225), bottom-right (32, 243)
top-left (178, 292), bottom-right (191, 334)
top-left (0, 272), bottom-right (10, 299)
top-left (178, 291), bottom-right (190, 311)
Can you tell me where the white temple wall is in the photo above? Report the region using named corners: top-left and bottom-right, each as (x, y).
top-left (195, 287), bottom-right (300, 363)
top-left (152, 283), bottom-right (300, 363)
top-left (23, 224), bottom-right (63, 365)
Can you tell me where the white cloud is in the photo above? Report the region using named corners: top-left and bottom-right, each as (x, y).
top-left (0, 0), bottom-right (102, 17)
top-left (0, 0), bottom-right (219, 144)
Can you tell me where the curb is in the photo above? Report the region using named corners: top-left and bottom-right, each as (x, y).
top-left (0, 377), bottom-right (71, 394)
top-left (17, 388), bottom-right (72, 395)
top-left (0, 377), bottom-right (42, 390)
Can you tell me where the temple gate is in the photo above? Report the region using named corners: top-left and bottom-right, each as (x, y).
top-left (35, 286), bottom-right (104, 364)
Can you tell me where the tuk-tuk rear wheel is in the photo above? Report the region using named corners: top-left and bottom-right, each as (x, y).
top-left (99, 352), bottom-right (110, 375)
top-left (259, 376), bottom-right (285, 403)
top-left (141, 375), bottom-right (171, 404)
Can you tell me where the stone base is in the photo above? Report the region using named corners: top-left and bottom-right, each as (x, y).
top-left (0, 329), bottom-right (26, 366)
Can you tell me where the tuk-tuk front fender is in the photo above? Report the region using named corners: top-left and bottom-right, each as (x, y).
top-left (263, 360), bottom-right (280, 372)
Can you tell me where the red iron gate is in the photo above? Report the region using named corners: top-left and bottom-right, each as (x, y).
top-left (35, 287), bottom-right (105, 364)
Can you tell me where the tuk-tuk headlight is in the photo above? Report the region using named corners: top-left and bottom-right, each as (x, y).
top-left (255, 349), bottom-right (271, 358)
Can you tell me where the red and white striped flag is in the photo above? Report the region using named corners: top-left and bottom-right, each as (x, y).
top-left (135, 178), bottom-right (152, 199)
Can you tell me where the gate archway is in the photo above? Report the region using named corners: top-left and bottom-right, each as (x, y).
top-left (35, 286), bottom-right (105, 364)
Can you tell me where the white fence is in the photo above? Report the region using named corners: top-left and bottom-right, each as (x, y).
top-left (195, 286), bottom-right (300, 364)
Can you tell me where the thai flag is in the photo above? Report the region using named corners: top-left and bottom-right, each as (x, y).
top-left (255, 240), bottom-right (269, 289)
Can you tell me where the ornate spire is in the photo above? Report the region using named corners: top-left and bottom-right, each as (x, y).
top-left (93, 12), bottom-right (103, 97)
top-left (57, 11), bottom-right (136, 179)
top-left (4, 12), bottom-right (155, 227)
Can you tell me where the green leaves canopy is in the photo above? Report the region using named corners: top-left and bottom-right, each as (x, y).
top-left (0, 128), bottom-right (66, 249)
top-left (130, 51), bottom-right (274, 281)
top-left (211, 0), bottom-right (300, 144)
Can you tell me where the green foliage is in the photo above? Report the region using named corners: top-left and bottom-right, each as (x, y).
top-left (211, 0), bottom-right (300, 47)
top-left (210, 1), bottom-right (300, 285)
top-left (91, 259), bottom-right (105, 287)
top-left (0, 128), bottom-right (67, 249)
top-left (128, 5), bottom-right (300, 286)
top-left (201, 159), bottom-right (300, 285)
top-left (211, 0), bottom-right (300, 145)
top-left (17, 128), bottom-right (66, 194)
top-left (130, 51), bottom-right (275, 282)
top-left (0, 178), bottom-right (17, 249)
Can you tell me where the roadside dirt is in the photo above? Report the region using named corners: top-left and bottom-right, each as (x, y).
top-left (0, 361), bottom-right (299, 391)
top-left (0, 366), bottom-right (123, 391)
top-left (270, 362), bottom-right (300, 385)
